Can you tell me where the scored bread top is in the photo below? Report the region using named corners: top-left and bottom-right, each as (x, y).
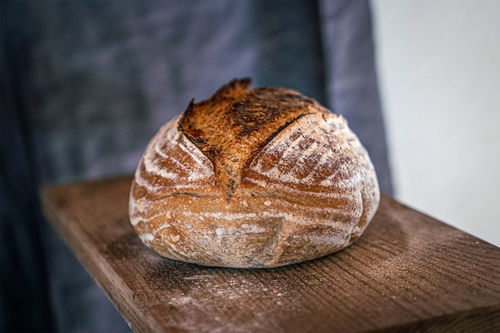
top-left (178, 78), bottom-right (330, 203)
top-left (130, 78), bottom-right (380, 267)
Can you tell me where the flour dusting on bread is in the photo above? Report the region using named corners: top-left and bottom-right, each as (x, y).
top-left (129, 78), bottom-right (380, 268)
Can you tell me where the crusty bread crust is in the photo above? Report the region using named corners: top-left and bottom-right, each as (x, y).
top-left (129, 79), bottom-right (379, 268)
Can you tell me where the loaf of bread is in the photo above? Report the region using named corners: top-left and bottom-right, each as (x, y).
top-left (129, 78), bottom-right (379, 268)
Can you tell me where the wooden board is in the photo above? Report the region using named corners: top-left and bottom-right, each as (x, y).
top-left (42, 176), bottom-right (500, 333)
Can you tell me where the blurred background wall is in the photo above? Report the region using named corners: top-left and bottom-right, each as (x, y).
top-left (372, 0), bottom-right (500, 246)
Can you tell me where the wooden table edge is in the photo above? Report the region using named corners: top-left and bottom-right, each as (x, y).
top-left (41, 186), bottom-right (162, 333)
top-left (40, 177), bottom-right (500, 333)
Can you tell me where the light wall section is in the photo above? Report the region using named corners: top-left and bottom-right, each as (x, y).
top-left (372, 0), bottom-right (500, 246)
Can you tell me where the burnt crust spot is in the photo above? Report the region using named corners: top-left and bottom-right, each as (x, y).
top-left (178, 78), bottom-right (329, 204)
top-left (232, 88), bottom-right (309, 137)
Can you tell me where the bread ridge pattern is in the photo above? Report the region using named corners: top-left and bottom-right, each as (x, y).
top-left (129, 79), bottom-right (380, 268)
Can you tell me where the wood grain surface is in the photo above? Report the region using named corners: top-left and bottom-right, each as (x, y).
top-left (42, 176), bottom-right (500, 333)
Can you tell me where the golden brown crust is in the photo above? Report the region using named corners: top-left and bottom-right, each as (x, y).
top-left (178, 78), bottom-right (328, 203)
top-left (129, 79), bottom-right (380, 268)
